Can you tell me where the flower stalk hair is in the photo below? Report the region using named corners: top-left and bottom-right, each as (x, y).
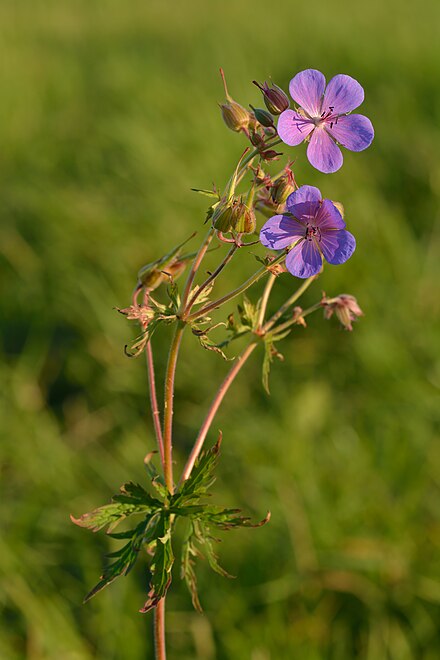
top-left (71, 67), bottom-right (373, 659)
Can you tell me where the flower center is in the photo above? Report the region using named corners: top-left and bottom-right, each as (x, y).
top-left (305, 225), bottom-right (321, 242)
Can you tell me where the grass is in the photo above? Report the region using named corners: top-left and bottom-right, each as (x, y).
top-left (1, 0), bottom-right (439, 657)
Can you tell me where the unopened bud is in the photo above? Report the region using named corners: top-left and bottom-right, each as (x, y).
top-left (322, 294), bottom-right (363, 331)
top-left (212, 200), bottom-right (235, 232)
top-left (250, 105), bottom-right (274, 128)
top-left (270, 166), bottom-right (296, 205)
top-left (249, 131), bottom-right (265, 148)
top-left (231, 200), bottom-right (256, 234)
top-left (219, 68), bottom-right (251, 132)
top-left (260, 149), bottom-right (282, 161)
top-left (220, 100), bottom-right (250, 132)
top-left (253, 80), bottom-right (290, 115)
top-left (213, 197), bottom-right (256, 234)
top-left (137, 264), bottom-right (166, 290)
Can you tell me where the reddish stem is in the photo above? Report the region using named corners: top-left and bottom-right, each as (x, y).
top-left (154, 599), bottom-right (166, 660)
top-left (179, 341), bottom-right (258, 484)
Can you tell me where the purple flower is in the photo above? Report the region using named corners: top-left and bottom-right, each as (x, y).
top-left (277, 69), bottom-right (374, 173)
top-left (259, 185), bottom-right (356, 278)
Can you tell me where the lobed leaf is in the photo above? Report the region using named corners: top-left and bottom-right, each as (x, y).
top-left (172, 434), bottom-right (222, 508)
top-left (139, 512), bottom-right (174, 613)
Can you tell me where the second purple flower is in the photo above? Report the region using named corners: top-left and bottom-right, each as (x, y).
top-left (260, 185), bottom-right (356, 278)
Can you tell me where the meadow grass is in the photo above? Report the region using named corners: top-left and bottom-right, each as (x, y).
top-left (1, 1), bottom-right (439, 657)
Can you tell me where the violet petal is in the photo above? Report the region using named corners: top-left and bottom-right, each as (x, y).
top-left (289, 69), bottom-right (326, 117)
top-left (322, 74), bottom-right (364, 114)
top-left (260, 214), bottom-right (305, 250)
top-left (320, 229), bottom-right (356, 265)
top-left (327, 114), bottom-right (374, 152)
top-left (314, 199), bottom-right (346, 230)
top-left (286, 185), bottom-right (322, 211)
top-left (277, 110), bottom-right (313, 146)
top-left (285, 239), bottom-right (322, 279)
top-left (307, 128), bottom-right (343, 173)
top-left (286, 200), bottom-right (320, 226)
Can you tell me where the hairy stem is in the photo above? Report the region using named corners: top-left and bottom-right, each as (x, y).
top-left (262, 274), bottom-right (317, 332)
top-left (179, 341), bottom-right (258, 484)
top-left (163, 322), bottom-right (185, 493)
top-left (185, 251), bottom-right (287, 324)
top-left (154, 599), bottom-right (166, 660)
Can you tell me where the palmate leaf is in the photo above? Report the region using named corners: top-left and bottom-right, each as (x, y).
top-left (71, 482), bottom-right (162, 533)
top-left (84, 512), bottom-right (161, 602)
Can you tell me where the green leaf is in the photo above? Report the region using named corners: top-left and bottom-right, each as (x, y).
top-left (83, 512), bottom-right (161, 602)
top-left (144, 452), bottom-right (168, 500)
top-left (187, 279), bottom-right (215, 308)
top-left (191, 187), bottom-right (220, 199)
top-left (172, 434), bottom-right (222, 508)
top-left (193, 520), bottom-right (234, 579)
top-left (139, 512), bottom-right (174, 613)
top-left (192, 326), bottom-right (231, 360)
top-left (181, 521), bottom-right (203, 612)
top-left (197, 506), bottom-right (271, 530)
top-left (238, 295), bottom-right (259, 331)
top-left (261, 338), bottom-right (286, 394)
top-left (71, 482), bottom-right (162, 533)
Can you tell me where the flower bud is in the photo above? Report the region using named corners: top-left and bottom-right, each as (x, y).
top-left (213, 198), bottom-right (256, 234)
top-left (253, 80), bottom-right (290, 115)
top-left (231, 200), bottom-right (256, 234)
top-left (250, 105), bottom-right (274, 128)
top-left (137, 264), bottom-right (166, 290)
top-left (219, 68), bottom-right (251, 132)
top-left (270, 166), bottom-right (296, 205)
top-left (249, 131), bottom-right (265, 148)
top-left (322, 294), bottom-right (363, 331)
top-left (220, 100), bottom-right (251, 132)
top-left (212, 200), bottom-right (235, 232)
top-left (260, 149), bottom-right (282, 161)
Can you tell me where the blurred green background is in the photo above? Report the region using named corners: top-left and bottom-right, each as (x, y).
top-left (1, 0), bottom-right (439, 658)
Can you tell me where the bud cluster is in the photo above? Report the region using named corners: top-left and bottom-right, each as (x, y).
top-left (212, 197), bottom-right (256, 235)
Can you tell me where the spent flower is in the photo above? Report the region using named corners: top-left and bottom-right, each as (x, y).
top-left (322, 293), bottom-right (363, 331)
top-left (260, 185), bottom-right (356, 278)
top-left (277, 69), bottom-right (374, 173)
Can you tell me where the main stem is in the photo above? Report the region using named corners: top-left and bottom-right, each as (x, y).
top-left (163, 322), bottom-right (185, 493)
top-left (154, 599), bottom-right (166, 660)
top-left (179, 341), bottom-right (258, 484)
